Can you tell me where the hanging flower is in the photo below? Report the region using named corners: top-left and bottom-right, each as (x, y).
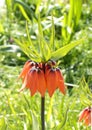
top-left (18, 60), bottom-right (35, 84)
top-left (19, 60), bottom-right (66, 97)
top-left (78, 107), bottom-right (92, 126)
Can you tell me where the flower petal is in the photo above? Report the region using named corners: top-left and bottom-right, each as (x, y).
top-left (28, 69), bottom-right (38, 96)
top-left (18, 60), bottom-right (31, 78)
top-left (18, 61), bottom-right (35, 79)
top-left (84, 112), bottom-right (91, 126)
top-left (56, 68), bottom-right (66, 94)
top-left (37, 69), bottom-right (46, 97)
top-left (46, 69), bottom-right (57, 97)
top-left (57, 80), bottom-right (66, 95)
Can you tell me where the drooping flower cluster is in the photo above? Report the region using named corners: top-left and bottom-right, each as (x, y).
top-left (79, 107), bottom-right (92, 126)
top-left (19, 60), bottom-right (66, 97)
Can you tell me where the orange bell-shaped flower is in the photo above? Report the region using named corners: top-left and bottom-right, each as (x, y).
top-left (84, 112), bottom-right (91, 126)
top-left (79, 108), bottom-right (89, 122)
top-left (19, 68), bottom-right (35, 93)
top-left (18, 60), bottom-right (35, 79)
top-left (46, 68), bottom-right (57, 97)
top-left (20, 68), bottom-right (38, 96)
top-left (27, 69), bottom-right (38, 96)
top-left (19, 60), bottom-right (66, 97)
top-left (79, 107), bottom-right (92, 126)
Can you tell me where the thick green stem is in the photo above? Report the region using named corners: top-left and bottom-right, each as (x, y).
top-left (41, 97), bottom-right (45, 130)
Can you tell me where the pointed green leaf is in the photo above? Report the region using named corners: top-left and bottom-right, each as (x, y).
top-left (14, 0), bottom-right (37, 20)
top-left (26, 22), bottom-right (41, 58)
top-left (51, 38), bottom-right (85, 60)
top-left (68, 0), bottom-right (74, 27)
top-left (14, 3), bottom-right (31, 22)
top-left (40, 39), bottom-right (51, 62)
top-left (38, 14), bottom-right (44, 55)
top-left (26, 22), bottom-right (32, 46)
top-left (62, 13), bottom-right (68, 40)
top-left (74, 0), bottom-right (82, 26)
top-left (38, 14), bottom-right (51, 62)
top-left (14, 39), bottom-right (41, 62)
top-left (50, 15), bottom-right (55, 50)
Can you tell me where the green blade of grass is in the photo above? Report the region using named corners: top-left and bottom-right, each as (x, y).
top-left (14, 3), bottom-right (31, 22)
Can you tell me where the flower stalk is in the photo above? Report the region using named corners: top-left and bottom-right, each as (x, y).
top-left (41, 97), bottom-right (45, 130)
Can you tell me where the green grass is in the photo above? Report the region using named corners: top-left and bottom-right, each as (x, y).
top-left (0, 64), bottom-right (91, 130)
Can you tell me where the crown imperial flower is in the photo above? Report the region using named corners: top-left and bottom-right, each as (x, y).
top-left (79, 107), bottom-right (92, 126)
top-left (19, 60), bottom-right (66, 97)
